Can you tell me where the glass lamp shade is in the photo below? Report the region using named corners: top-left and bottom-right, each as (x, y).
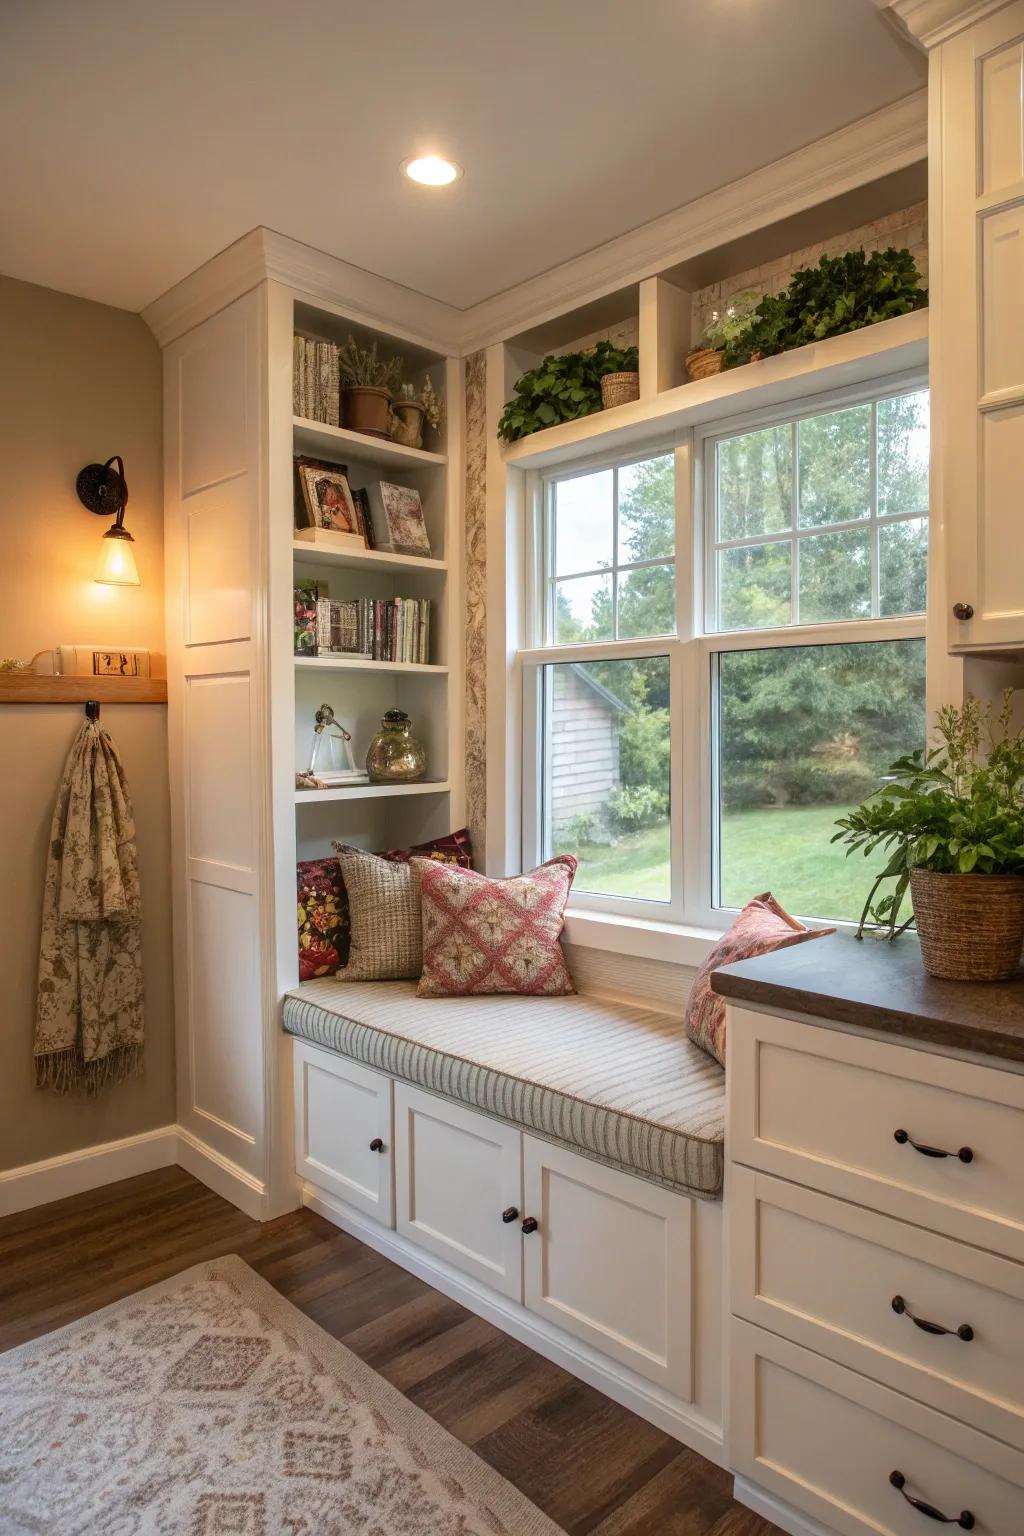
top-left (95, 527), bottom-right (140, 586)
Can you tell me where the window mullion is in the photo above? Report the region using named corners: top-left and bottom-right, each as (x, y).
top-left (791, 419), bottom-right (799, 625)
top-left (870, 398), bottom-right (880, 619)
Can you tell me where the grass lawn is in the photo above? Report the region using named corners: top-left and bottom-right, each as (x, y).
top-left (568, 804), bottom-right (895, 924)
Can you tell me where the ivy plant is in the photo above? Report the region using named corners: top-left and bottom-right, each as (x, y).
top-left (832, 693), bottom-right (1024, 939)
top-left (497, 339), bottom-right (639, 442)
top-left (724, 247), bottom-right (927, 368)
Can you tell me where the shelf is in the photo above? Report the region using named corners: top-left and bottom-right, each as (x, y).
top-left (295, 779), bottom-right (451, 805)
top-left (292, 539), bottom-right (447, 576)
top-left (294, 417), bottom-right (447, 470)
top-left (0, 674), bottom-right (168, 705)
top-left (502, 310), bottom-right (928, 470)
top-left (295, 656), bottom-right (448, 676)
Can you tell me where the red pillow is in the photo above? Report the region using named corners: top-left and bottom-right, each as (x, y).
top-left (414, 855), bottom-right (576, 997)
top-left (684, 892), bottom-right (833, 1065)
top-left (296, 829), bottom-right (472, 982)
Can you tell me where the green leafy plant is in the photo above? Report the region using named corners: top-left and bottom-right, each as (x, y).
top-left (832, 692), bottom-right (1024, 938)
top-left (700, 290), bottom-right (759, 353)
top-left (725, 248), bottom-right (927, 369)
top-left (608, 783), bottom-right (669, 834)
top-left (497, 340), bottom-right (639, 442)
top-left (337, 335), bottom-right (404, 394)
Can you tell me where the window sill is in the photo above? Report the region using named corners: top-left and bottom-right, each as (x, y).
top-left (562, 908), bottom-right (723, 969)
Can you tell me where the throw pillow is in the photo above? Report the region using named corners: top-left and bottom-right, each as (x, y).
top-left (334, 846), bottom-right (424, 981)
top-left (297, 829), bottom-right (472, 980)
top-left (415, 855), bottom-right (577, 997)
top-left (684, 892), bottom-right (834, 1066)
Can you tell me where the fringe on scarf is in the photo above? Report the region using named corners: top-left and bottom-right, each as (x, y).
top-left (35, 1042), bottom-right (144, 1095)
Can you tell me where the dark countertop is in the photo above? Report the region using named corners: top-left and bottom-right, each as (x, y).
top-left (710, 930), bottom-right (1024, 1065)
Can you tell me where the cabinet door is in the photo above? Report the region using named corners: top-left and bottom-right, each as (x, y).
top-left (522, 1136), bottom-right (693, 1399)
top-left (939, 6), bottom-right (1024, 651)
top-left (293, 1042), bottom-right (393, 1226)
top-left (394, 1085), bottom-right (523, 1300)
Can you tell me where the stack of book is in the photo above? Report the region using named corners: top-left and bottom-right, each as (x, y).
top-left (293, 335), bottom-right (339, 426)
top-left (294, 584), bottom-right (432, 665)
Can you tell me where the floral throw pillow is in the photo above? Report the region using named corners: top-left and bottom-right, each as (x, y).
top-left (684, 891), bottom-right (834, 1066)
top-left (414, 855), bottom-right (577, 997)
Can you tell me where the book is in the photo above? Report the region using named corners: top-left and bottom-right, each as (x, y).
top-left (292, 335), bottom-right (340, 426)
top-left (362, 481), bottom-right (431, 557)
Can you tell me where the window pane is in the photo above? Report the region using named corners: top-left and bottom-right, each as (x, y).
top-left (546, 656), bottom-right (670, 903)
top-left (879, 517), bottom-right (928, 616)
top-left (554, 468), bottom-right (613, 576)
top-left (719, 542), bottom-right (792, 630)
top-left (717, 427), bottom-right (793, 541)
top-left (554, 574), bottom-right (612, 643)
top-left (878, 390), bottom-right (929, 516)
top-left (797, 404), bottom-right (871, 527)
top-left (716, 639), bottom-right (926, 923)
top-left (618, 454), bottom-right (675, 562)
top-left (618, 563), bottom-right (675, 639)
top-left (798, 528), bottom-right (871, 624)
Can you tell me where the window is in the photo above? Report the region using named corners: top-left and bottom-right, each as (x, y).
top-left (521, 382), bottom-right (929, 929)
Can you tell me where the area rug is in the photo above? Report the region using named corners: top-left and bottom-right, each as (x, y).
top-left (0, 1254), bottom-right (563, 1535)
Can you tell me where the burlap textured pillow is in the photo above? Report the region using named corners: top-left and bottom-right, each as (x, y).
top-left (333, 847), bottom-right (423, 981)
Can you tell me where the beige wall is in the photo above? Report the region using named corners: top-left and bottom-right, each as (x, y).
top-left (0, 273), bottom-right (174, 1171)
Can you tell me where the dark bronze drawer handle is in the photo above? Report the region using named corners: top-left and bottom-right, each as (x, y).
top-left (890, 1471), bottom-right (974, 1528)
top-left (894, 1129), bottom-right (973, 1163)
top-left (369, 1137), bottom-right (385, 1153)
top-left (892, 1295), bottom-right (974, 1341)
top-left (501, 1206), bottom-right (519, 1223)
top-left (521, 1217), bottom-right (539, 1235)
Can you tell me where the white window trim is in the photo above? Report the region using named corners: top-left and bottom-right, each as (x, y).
top-left (519, 369), bottom-right (929, 944)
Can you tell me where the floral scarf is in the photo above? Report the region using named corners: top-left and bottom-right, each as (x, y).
top-left (34, 719), bottom-right (144, 1092)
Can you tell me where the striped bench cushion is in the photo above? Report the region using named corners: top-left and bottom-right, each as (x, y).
top-left (283, 980), bottom-right (725, 1199)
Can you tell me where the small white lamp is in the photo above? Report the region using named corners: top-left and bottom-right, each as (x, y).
top-left (76, 455), bottom-right (140, 587)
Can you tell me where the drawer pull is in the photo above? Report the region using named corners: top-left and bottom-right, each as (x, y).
top-left (521, 1217), bottom-right (539, 1235)
top-left (501, 1206), bottom-right (519, 1223)
top-left (890, 1471), bottom-right (974, 1528)
top-left (369, 1137), bottom-right (385, 1153)
top-left (891, 1295), bottom-right (974, 1342)
top-left (894, 1129), bottom-right (973, 1163)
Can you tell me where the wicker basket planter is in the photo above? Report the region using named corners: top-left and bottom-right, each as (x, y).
top-left (600, 371), bottom-right (640, 409)
top-left (910, 868), bottom-right (1024, 981)
top-left (685, 347), bottom-right (724, 382)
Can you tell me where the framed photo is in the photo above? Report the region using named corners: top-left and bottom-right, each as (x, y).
top-left (298, 462), bottom-right (360, 536)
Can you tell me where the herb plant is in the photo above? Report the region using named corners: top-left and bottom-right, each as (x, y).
top-left (337, 335), bottom-right (404, 394)
top-left (724, 247), bottom-right (927, 368)
top-left (832, 693), bottom-right (1024, 938)
top-left (497, 340), bottom-right (639, 442)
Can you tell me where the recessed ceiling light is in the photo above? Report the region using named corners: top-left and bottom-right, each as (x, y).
top-left (402, 154), bottom-right (462, 187)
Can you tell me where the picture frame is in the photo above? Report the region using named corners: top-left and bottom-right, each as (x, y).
top-left (294, 456), bottom-right (365, 546)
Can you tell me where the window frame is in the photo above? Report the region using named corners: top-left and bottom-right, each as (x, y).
top-left (520, 368), bottom-right (929, 931)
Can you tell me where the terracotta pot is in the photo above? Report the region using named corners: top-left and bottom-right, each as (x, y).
top-left (390, 399), bottom-right (426, 449)
top-left (600, 371), bottom-right (640, 409)
top-left (910, 867), bottom-right (1024, 981)
top-left (343, 385), bottom-right (393, 438)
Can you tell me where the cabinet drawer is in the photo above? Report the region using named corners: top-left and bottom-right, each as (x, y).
top-left (731, 1320), bottom-right (1024, 1536)
top-left (293, 1042), bottom-right (393, 1226)
top-left (394, 1086), bottom-right (523, 1300)
top-left (729, 1008), bottom-right (1024, 1259)
top-left (731, 1167), bottom-right (1024, 1450)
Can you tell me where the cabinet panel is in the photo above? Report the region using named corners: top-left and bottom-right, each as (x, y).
top-left (189, 879), bottom-right (260, 1157)
top-left (523, 1137), bottom-right (692, 1399)
top-left (394, 1086), bottom-right (522, 1299)
top-left (186, 673), bottom-right (253, 872)
top-left (981, 41), bottom-right (1024, 195)
top-left (980, 400), bottom-right (1024, 617)
top-left (731, 1321), bottom-right (1024, 1536)
top-left (293, 1043), bottom-right (393, 1224)
top-left (186, 476), bottom-right (252, 647)
top-left (982, 203), bottom-right (1024, 397)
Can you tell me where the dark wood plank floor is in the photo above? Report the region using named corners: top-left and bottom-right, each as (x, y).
top-left (0, 1168), bottom-right (781, 1536)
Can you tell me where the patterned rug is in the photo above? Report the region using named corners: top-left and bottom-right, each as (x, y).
top-left (0, 1255), bottom-right (563, 1535)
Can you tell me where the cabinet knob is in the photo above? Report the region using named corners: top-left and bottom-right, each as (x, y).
top-left (369, 1137), bottom-right (385, 1152)
top-left (952, 602), bottom-right (974, 621)
top-left (521, 1216), bottom-right (539, 1235)
top-left (501, 1206), bottom-right (519, 1223)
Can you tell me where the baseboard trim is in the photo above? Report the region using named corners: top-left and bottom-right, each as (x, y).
top-left (301, 1181), bottom-right (726, 1467)
top-left (0, 1125), bottom-right (179, 1218)
top-left (176, 1128), bottom-right (266, 1220)
top-left (733, 1476), bottom-right (836, 1536)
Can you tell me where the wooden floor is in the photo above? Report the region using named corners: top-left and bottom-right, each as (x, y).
top-left (0, 1168), bottom-right (781, 1536)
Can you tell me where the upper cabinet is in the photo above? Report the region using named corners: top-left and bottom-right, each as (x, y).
top-left (929, 2), bottom-right (1024, 653)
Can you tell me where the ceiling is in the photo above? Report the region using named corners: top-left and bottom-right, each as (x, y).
top-left (0, 0), bottom-right (925, 316)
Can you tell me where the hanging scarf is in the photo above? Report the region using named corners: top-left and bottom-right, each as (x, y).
top-left (34, 719), bottom-right (144, 1092)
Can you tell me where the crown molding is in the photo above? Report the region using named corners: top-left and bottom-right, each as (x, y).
top-left (873, 0), bottom-right (1014, 47)
top-left (142, 227), bottom-right (462, 352)
top-left (456, 90), bottom-right (928, 354)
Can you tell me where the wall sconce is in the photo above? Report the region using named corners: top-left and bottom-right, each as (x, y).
top-left (76, 455), bottom-right (140, 587)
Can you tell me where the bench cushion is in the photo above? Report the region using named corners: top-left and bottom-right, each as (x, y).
top-left (283, 979), bottom-right (725, 1199)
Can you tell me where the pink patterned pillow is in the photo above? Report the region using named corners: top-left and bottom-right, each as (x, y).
top-left (414, 856), bottom-right (577, 997)
top-left (685, 892), bottom-right (834, 1065)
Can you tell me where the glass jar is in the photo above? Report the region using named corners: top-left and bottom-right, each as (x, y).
top-left (365, 708), bottom-right (426, 783)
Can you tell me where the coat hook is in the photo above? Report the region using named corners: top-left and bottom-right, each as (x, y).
top-left (85, 700), bottom-right (100, 721)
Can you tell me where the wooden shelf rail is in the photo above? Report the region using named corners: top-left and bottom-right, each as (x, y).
top-left (0, 675), bottom-right (168, 705)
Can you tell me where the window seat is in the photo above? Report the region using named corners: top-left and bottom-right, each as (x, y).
top-left (282, 979), bottom-right (724, 1199)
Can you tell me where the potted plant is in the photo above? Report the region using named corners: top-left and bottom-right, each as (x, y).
top-left (833, 693), bottom-right (1024, 980)
top-left (496, 340), bottom-right (639, 442)
top-left (389, 373), bottom-right (445, 450)
top-left (337, 335), bottom-right (404, 438)
top-left (595, 339), bottom-right (640, 409)
top-left (686, 290), bottom-right (759, 380)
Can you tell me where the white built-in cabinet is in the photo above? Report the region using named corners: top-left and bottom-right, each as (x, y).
top-left (932, 1), bottom-right (1024, 653)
